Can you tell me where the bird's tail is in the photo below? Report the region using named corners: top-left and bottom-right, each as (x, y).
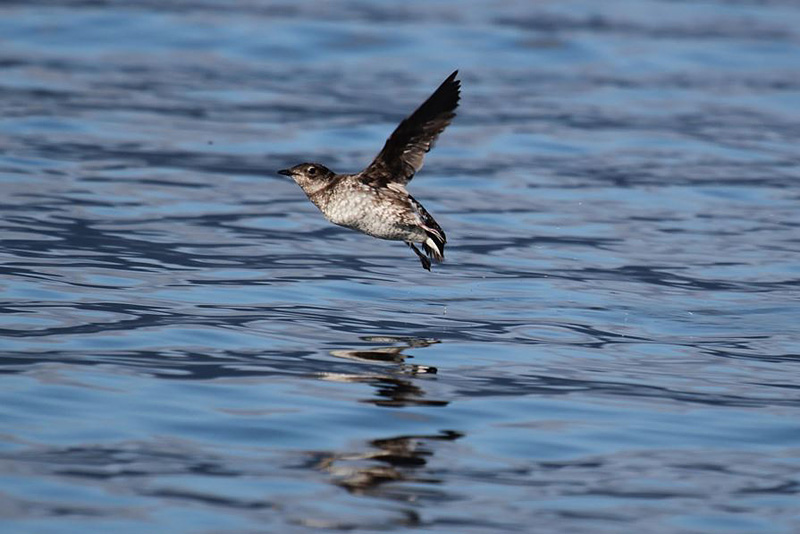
top-left (422, 227), bottom-right (446, 262)
top-left (408, 193), bottom-right (447, 262)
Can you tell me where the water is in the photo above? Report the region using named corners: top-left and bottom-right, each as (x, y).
top-left (1, 0), bottom-right (799, 532)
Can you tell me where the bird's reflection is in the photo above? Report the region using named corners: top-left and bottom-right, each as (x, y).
top-left (313, 430), bottom-right (464, 498)
top-left (330, 336), bottom-right (438, 367)
top-left (319, 336), bottom-right (446, 407)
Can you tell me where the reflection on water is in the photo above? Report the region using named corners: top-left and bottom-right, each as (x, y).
top-left (2, 0), bottom-right (800, 532)
top-left (330, 336), bottom-right (439, 366)
top-left (331, 336), bottom-right (439, 373)
top-left (314, 430), bottom-right (463, 496)
top-left (327, 336), bottom-right (443, 407)
top-left (300, 430), bottom-right (463, 530)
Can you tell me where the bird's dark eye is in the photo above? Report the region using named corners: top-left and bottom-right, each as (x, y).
top-left (307, 166), bottom-right (317, 176)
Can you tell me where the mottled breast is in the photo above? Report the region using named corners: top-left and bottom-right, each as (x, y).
top-left (324, 181), bottom-right (423, 241)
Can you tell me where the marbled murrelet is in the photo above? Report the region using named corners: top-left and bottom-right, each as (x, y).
top-left (278, 71), bottom-right (460, 271)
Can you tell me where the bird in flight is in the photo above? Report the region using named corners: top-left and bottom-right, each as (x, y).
top-left (279, 70), bottom-right (460, 271)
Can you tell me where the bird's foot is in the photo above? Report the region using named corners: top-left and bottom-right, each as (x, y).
top-left (406, 242), bottom-right (432, 271)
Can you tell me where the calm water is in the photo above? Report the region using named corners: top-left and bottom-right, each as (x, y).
top-left (2, 1), bottom-right (800, 532)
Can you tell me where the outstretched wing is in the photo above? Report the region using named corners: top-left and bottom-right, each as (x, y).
top-left (361, 70), bottom-right (460, 187)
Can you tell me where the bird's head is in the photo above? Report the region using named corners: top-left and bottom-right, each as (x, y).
top-left (277, 163), bottom-right (335, 191)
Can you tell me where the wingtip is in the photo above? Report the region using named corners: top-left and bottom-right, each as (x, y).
top-left (443, 69), bottom-right (461, 103)
top-left (446, 70), bottom-right (460, 89)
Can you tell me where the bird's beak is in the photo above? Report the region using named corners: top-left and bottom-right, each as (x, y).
top-left (277, 169), bottom-right (293, 177)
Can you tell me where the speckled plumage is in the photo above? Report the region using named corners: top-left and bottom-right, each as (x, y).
top-left (278, 71), bottom-right (460, 271)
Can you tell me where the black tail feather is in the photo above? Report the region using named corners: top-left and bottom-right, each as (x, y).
top-left (422, 229), bottom-right (445, 261)
top-left (408, 193), bottom-right (446, 262)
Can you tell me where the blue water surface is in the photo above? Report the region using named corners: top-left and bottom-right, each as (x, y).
top-left (1, 1), bottom-right (799, 532)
